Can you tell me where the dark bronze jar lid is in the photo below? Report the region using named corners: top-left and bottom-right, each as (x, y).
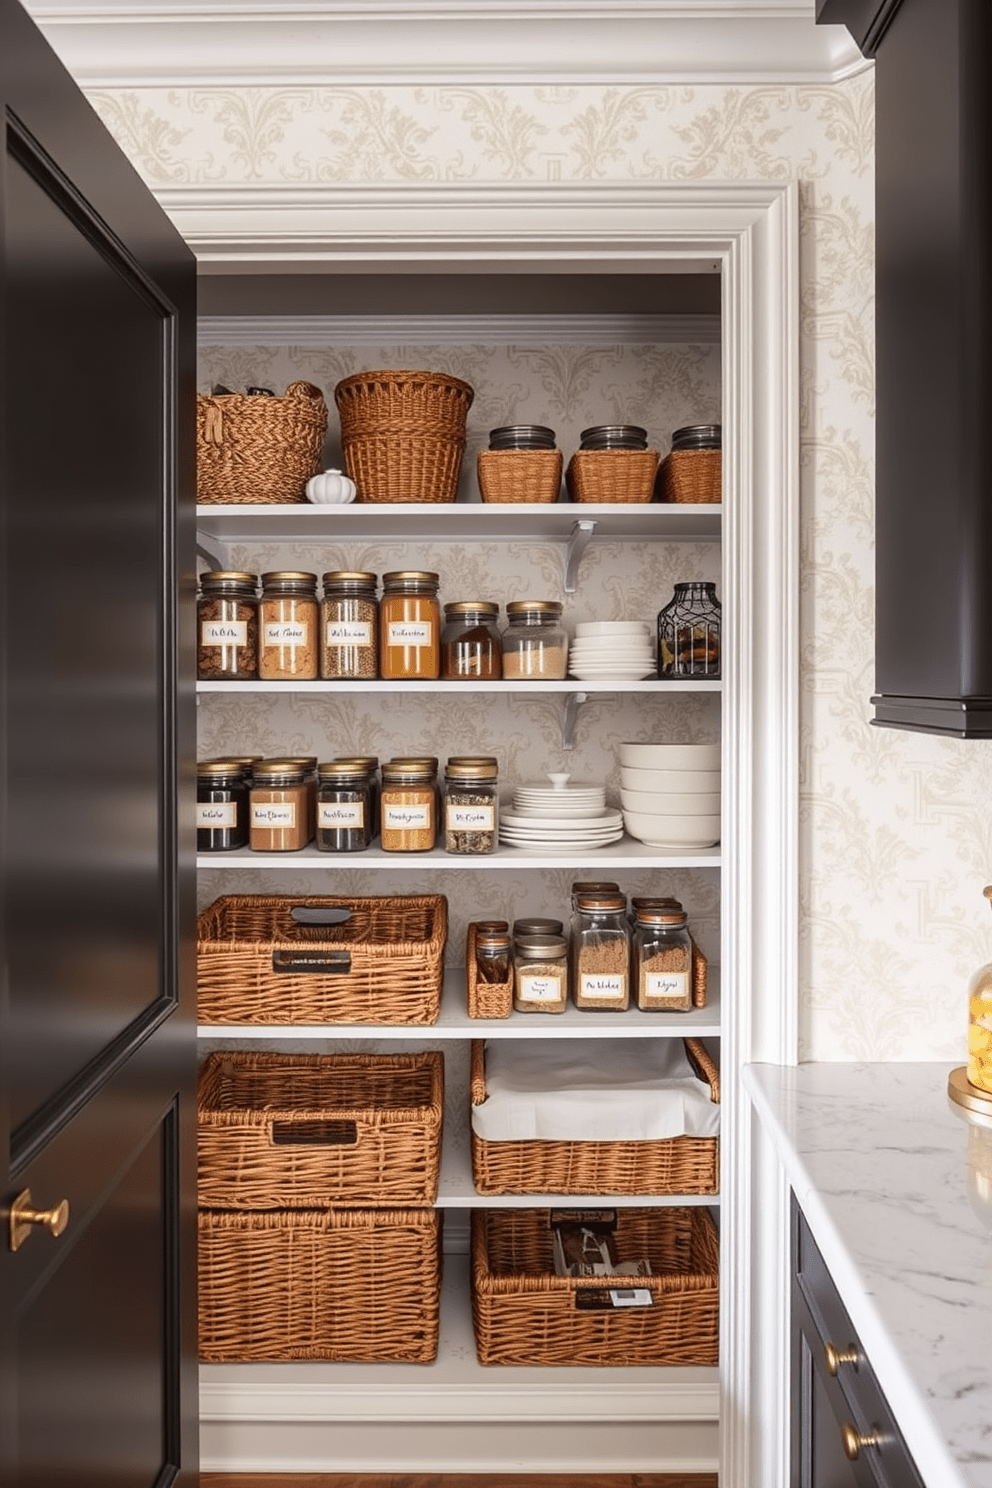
top-left (489, 424), bottom-right (557, 450)
top-left (670, 423), bottom-right (721, 450)
top-left (580, 424), bottom-right (648, 450)
top-left (444, 600), bottom-right (500, 617)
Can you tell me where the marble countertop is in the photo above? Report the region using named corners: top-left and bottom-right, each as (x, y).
top-left (743, 1061), bottom-right (992, 1488)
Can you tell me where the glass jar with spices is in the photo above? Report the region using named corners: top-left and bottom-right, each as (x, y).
top-left (259, 572), bottom-right (319, 680)
top-left (380, 571), bottom-right (441, 679)
top-left (657, 581), bottom-right (721, 679)
top-left (475, 929), bottom-right (512, 986)
top-left (441, 601), bottom-right (502, 679)
top-left (278, 755), bottom-right (318, 840)
top-left (513, 933), bottom-right (569, 1014)
top-left (249, 760), bottom-right (312, 852)
top-left (320, 570), bottom-right (378, 680)
top-left (196, 759), bottom-right (249, 851)
top-left (632, 903), bottom-right (692, 1011)
top-left (334, 756), bottom-right (380, 836)
top-left (572, 892), bottom-right (631, 1011)
top-left (197, 570), bottom-right (258, 680)
top-left (444, 756), bottom-right (498, 854)
top-left (316, 760), bottom-right (372, 852)
top-left (380, 758), bottom-right (438, 852)
top-left (502, 600), bottom-right (568, 680)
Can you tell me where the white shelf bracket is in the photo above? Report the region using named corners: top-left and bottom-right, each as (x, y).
top-left (197, 534), bottom-right (226, 571)
top-left (564, 519), bottom-right (598, 593)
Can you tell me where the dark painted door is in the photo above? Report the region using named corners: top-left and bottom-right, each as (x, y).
top-left (0, 1), bottom-right (198, 1483)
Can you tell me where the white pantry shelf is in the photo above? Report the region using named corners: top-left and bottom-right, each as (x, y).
top-left (196, 837), bottom-right (722, 871)
top-left (196, 676), bottom-right (720, 693)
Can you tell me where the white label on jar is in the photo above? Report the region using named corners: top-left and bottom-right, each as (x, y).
top-left (518, 974), bottom-right (563, 1003)
top-left (263, 621), bottom-right (309, 647)
top-left (251, 802), bottom-right (296, 828)
top-left (384, 803), bottom-right (431, 830)
top-left (580, 973), bottom-right (626, 1001)
top-left (318, 801), bottom-right (365, 828)
top-left (326, 620), bottom-right (372, 646)
top-left (387, 620), bottom-right (432, 647)
top-left (196, 802), bottom-right (238, 828)
top-left (447, 804), bottom-right (495, 830)
top-left (644, 971), bottom-right (689, 1001)
top-left (201, 620), bottom-right (248, 646)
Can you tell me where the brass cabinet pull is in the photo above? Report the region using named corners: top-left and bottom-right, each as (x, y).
top-left (841, 1421), bottom-right (881, 1461)
top-left (825, 1340), bottom-right (860, 1375)
top-left (8, 1188), bottom-right (70, 1252)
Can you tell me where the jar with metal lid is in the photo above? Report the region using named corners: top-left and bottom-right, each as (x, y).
top-left (380, 758), bottom-right (438, 852)
top-left (572, 892), bottom-right (631, 1011)
top-left (315, 760), bottom-right (372, 852)
top-left (632, 903), bottom-right (692, 1011)
top-left (476, 930), bottom-right (512, 985)
top-left (196, 759), bottom-right (249, 851)
top-left (502, 600), bottom-right (567, 680)
top-left (513, 933), bottom-right (569, 1014)
top-left (441, 601), bottom-right (502, 680)
top-left (197, 570), bottom-right (258, 680)
top-left (489, 425), bottom-right (557, 450)
top-left (513, 917), bottom-right (564, 939)
top-left (380, 571), bottom-right (441, 679)
top-left (278, 755), bottom-right (318, 839)
top-left (334, 755), bottom-right (380, 836)
top-left (570, 881), bottom-right (620, 913)
top-left (670, 423), bottom-right (721, 451)
top-left (249, 760), bottom-right (312, 851)
top-left (444, 756), bottom-right (498, 854)
top-left (320, 570), bottom-right (378, 680)
top-left (476, 919), bottom-right (510, 936)
top-left (580, 425), bottom-right (648, 450)
top-left (657, 581), bottom-right (721, 678)
top-left (259, 571), bottom-right (319, 680)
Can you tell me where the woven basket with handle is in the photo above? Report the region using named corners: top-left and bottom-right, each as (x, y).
top-left (196, 380), bottom-right (328, 505)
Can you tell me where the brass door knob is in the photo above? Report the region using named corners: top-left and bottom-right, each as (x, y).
top-left (841, 1421), bottom-right (880, 1461)
top-left (8, 1188), bottom-right (70, 1252)
top-left (824, 1340), bottom-right (860, 1375)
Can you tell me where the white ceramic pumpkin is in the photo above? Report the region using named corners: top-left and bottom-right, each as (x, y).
top-left (306, 468), bottom-right (357, 504)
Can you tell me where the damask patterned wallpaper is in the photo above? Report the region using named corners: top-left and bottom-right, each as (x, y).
top-left (90, 72), bottom-right (992, 1061)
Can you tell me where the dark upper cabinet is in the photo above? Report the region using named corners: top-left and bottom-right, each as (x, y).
top-left (817, 0), bottom-right (992, 736)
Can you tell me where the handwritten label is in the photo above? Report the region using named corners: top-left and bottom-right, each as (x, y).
top-left (251, 803), bottom-right (296, 828)
top-left (384, 804), bottom-right (430, 830)
top-left (196, 802), bottom-right (238, 828)
top-left (519, 974), bottom-right (563, 1003)
top-left (579, 973), bottom-right (626, 1001)
top-left (201, 620), bottom-right (248, 646)
top-left (644, 971), bottom-right (689, 1001)
top-left (447, 804), bottom-right (495, 830)
top-left (386, 621), bottom-right (431, 647)
top-left (325, 620), bottom-right (372, 646)
top-left (318, 802), bottom-right (365, 829)
top-left (263, 622), bottom-right (309, 647)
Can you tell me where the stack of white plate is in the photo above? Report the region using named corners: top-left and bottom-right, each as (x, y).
top-left (499, 773), bottom-right (623, 852)
top-left (568, 621), bottom-right (655, 681)
top-left (618, 742), bottom-right (721, 848)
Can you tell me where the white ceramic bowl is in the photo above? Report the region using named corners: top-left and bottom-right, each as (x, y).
top-left (620, 788), bottom-right (721, 814)
top-left (622, 809), bottom-right (721, 847)
top-left (575, 621), bottom-right (651, 637)
top-left (620, 766), bottom-right (721, 792)
top-left (619, 742), bottom-right (721, 770)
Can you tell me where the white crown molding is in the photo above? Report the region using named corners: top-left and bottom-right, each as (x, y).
top-left (25, 1), bottom-right (869, 87)
top-left (197, 312), bottom-right (722, 345)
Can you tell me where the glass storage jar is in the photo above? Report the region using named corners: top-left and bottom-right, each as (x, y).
top-left (278, 755), bottom-right (318, 840)
top-left (196, 759), bottom-right (249, 851)
top-left (502, 600), bottom-right (568, 680)
top-left (444, 756), bottom-right (498, 854)
top-left (572, 892), bottom-right (631, 1010)
top-left (968, 885), bottom-right (992, 1095)
top-left (320, 570), bottom-right (378, 679)
top-left (259, 571), bottom-right (319, 679)
top-left (657, 581), bottom-right (721, 679)
top-left (513, 933), bottom-right (569, 1014)
top-left (475, 929), bottom-right (512, 985)
top-left (316, 760), bottom-right (372, 852)
top-left (333, 755), bottom-right (380, 837)
top-left (380, 758), bottom-right (438, 851)
top-left (249, 760), bottom-right (312, 851)
top-left (197, 570), bottom-right (258, 680)
top-left (380, 571), bottom-right (441, 679)
top-left (441, 601), bottom-right (502, 679)
top-left (632, 902), bottom-right (692, 1011)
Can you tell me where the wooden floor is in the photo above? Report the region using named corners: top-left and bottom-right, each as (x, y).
top-left (202, 1476), bottom-right (719, 1487)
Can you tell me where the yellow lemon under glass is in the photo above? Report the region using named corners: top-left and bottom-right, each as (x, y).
top-left (949, 885), bottom-right (992, 1116)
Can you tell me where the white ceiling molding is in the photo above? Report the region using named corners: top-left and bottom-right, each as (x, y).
top-left (24, 1), bottom-right (868, 87)
top-left (197, 312), bottom-right (722, 345)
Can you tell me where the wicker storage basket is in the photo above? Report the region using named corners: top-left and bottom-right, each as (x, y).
top-left (465, 921), bottom-right (513, 1020)
top-left (197, 381), bottom-right (328, 505)
top-left (566, 448), bottom-right (659, 504)
top-left (655, 448), bottom-right (722, 505)
top-left (197, 894), bottom-right (448, 1026)
top-left (470, 1036), bottom-right (719, 1196)
top-left (198, 1050), bottom-right (444, 1208)
top-left (334, 369), bottom-right (475, 504)
top-left (477, 449), bottom-right (563, 504)
top-left (471, 1205), bottom-right (719, 1366)
top-left (690, 936), bottom-right (708, 1008)
top-left (198, 1206), bottom-right (441, 1362)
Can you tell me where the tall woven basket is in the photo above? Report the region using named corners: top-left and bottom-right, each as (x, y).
top-left (334, 369), bottom-right (474, 503)
top-left (197, 381), bottom-right (328, 505)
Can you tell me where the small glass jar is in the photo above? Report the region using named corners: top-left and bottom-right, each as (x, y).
top-left (259, 572), bottom-right (319, 680)
top-left (441, 601), bottom-right (502, 680)
top-left (334, 756), bottom-right (380, 836)
top-left (320, 570), bottom-right (378, 680)
top-left (502, 600), bottom-right (568, 680)
top-left (196, 759), bottom-right (249, 851)
top-left (444, 756), bottom-right (498, 854)
top-left (968, 886), bottom-right (992, 1095)
top-left (657, 581), bottom-right (721, 679)
top-left (197, 570), bottom-right (258, 680)
top-left (632, 903), bottom-right (692, 1011)
top-left (513, 933), bottom-right (569, 1013)
top-left (249, 760), bottom-right (312, 851)
top-left (380, 571), bottom-right (441, 679)
top-left (316, 760), bottom-right (372, 852)
top-left (670, 423), bottom-right (721, 451)
top-left (380, 759), bottom-right (438, 852)
top-left (476, 930), bottom-right (512, 985)
top-left (572, 892), bottom-right (631, 1011)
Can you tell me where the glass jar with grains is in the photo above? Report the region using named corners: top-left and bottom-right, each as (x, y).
top-left (514, 933), bottom-right (569, 1013)
top-left (380, 758), bottom-right (438, 851)
top-left (320, 570), bottom-right (378, 680)
top-left (441, 601), bottom-right (502, 679)
top-left (502, 600), bottom-right (568, 680)
top-left (197, 570), bottom-right (258, 680)
top-left (316, 760), bottom-right (372, 852)
top-left (572, 892), bottom-right (631, 1010)
top-left (258, 572), bottom-right (319, 680)
top-left (380, 571), bottom-right (441, 679)
top-left (444, 755), bottom-right (498, 854)
top-left (249, 760), bottom-right (312, 851)
top-left (632, 902), bottom-right (692, 1011)
top-left (196, 759), bottom-right (249, 851)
